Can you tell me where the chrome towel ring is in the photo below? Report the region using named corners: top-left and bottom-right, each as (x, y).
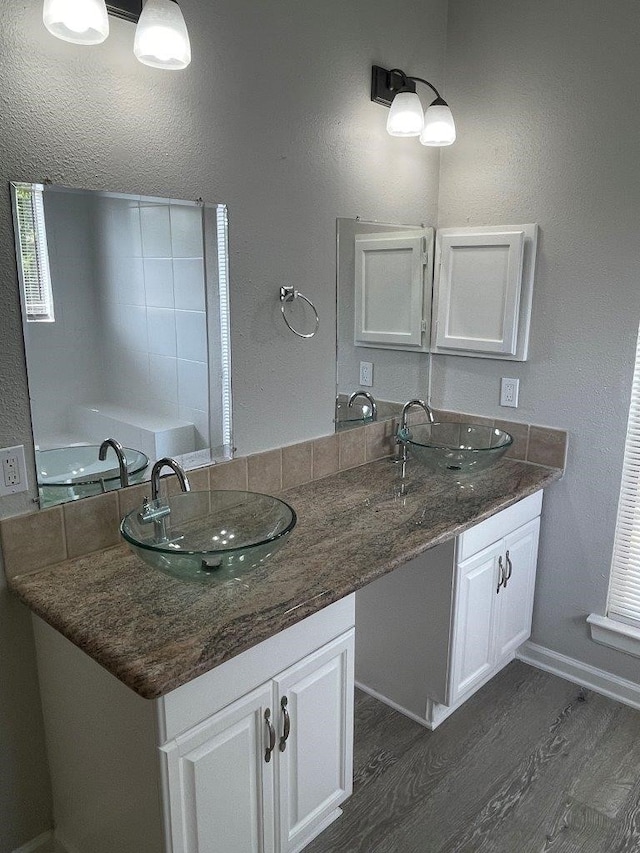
top-left (279, 285), bottom-right (319, 339)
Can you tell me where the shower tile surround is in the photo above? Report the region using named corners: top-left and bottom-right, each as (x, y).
top-left (0, 412), bottom-right (566, 580)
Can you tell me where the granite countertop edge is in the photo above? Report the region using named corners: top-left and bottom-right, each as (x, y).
top-left (8, 458), bottom-right (563, 700)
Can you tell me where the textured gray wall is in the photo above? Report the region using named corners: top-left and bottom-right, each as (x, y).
top-left (0, 0), bottom-right (447, 847)
top-left (437, 0), bottom-right (640, 682)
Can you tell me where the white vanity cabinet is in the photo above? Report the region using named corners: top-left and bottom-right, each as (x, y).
top-left (355, 491), bottom-right (543, 729)
top-left (449, 514), bottom-right (540, 706)
top-left (161, 631), bottom-right (354, 853)
top-left (32, 595), bottom-right (355, 853)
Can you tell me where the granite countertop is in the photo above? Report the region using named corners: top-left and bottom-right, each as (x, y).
top-left (8, 457), bottom-right (562, 700)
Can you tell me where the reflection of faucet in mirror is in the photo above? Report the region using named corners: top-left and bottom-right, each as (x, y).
top-left (98, 438), bottom-right (129, 489)
top-left (150, 457), bottom-right (191, 501)
top-left (397, 399), bottom-right (435, 463)
top-left (348, 390), bottom-right (377, 421)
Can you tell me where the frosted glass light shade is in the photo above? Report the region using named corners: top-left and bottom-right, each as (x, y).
top-left (43, 0), bottom-right (109, 44)
top-left (420, 102), bottom-right (456, 147)
top-left (386, 91), bottom-right (424, 137)
top-left (134, 0), bottom-right (191, 70)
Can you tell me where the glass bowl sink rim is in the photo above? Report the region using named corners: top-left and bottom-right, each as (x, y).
top-left (37, 445), bottom-right (149, 487)
top-left (120, 489), bottom-right (298, 558)
top-left (399, 422), bottom-right (514, 453)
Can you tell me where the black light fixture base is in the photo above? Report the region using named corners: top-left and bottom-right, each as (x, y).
top-left (371, 65), bottom-right (416, 107)
top-left (106, 0), bottom-right (142, 23)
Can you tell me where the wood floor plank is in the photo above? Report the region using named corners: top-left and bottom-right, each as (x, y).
top-left (568, 704), bottom-right (640, 819)
top-left (352, 690), bottom-right (426, 792)
top-left (537, 798), bottom-right (614, 853)
top-left (309, 662), bottom-right (640, 853)
top-left (603, 770), bottom-right (640, 853)
top-left (307, 663), bottom-right (580, 853)
top-left (389, 686), bottom-right (614, 853)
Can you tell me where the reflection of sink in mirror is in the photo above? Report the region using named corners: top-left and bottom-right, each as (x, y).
top-left (335, 398), bottom-right (374, 428)
top-left (121, 490), bottom-right (297, 584)
top-left (398, 422), bottom-right (513, 475)
top-left (36, 445), bottom-right (149, 507)
top-left (335, 394), bottom-right (402, 431)
top-left (336, 218), bottom-right (433, 434)
top-left (11, 183), bottom-right (234, 507)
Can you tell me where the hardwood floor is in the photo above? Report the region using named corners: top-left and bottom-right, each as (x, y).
top-left (307, 661), bottom-right (640, 853)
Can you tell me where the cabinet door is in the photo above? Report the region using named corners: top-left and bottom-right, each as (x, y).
top-left (449, 543), bottom-right (501, 704)
top-left (494, 517), bottom-right (541, 662)
top-left (274, 630), bottom-right (354, 853)
top-left (161, 683), bottom-right (275, 853)
top-left (354, 231), bottom-right (429, 350)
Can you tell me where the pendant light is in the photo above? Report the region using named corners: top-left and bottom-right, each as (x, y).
top-left (43, 0), bottom-right (109, 44)
top-left (133, 0), bottom-right (191, 70)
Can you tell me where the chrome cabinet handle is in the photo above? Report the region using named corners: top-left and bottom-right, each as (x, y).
top-left (279, 696), bottom-right (291, 752)
top-left (497, 555), bottom-right (504, 594)
top-left (505, 550), bottom-right (513, 586)
top-left (264, 708), bottom-right (276, 763)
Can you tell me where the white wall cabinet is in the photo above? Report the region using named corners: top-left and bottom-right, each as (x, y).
top-left (432, 224), bottom-right (538, 361)
top-left (355, 491), bottom-right (543, 729)
top-left (33, 596), bottom-right (355, 853)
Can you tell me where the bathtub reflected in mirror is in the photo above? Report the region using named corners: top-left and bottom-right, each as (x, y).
top-left (11, 183), bottom-right (233, 507)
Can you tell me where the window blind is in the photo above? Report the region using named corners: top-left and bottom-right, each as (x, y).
top-left (608, 326), bottom-right (640, 625)
top-left (13, 183), bottom-right (55, 322)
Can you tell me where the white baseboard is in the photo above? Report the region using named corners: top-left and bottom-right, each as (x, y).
top-left (517, 641), bottom-right (640, 711)
top-left (12, 831), bottom-right (53, 853)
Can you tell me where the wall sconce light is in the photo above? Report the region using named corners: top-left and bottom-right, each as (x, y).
top-left (42, 0), bottom-right (191, 69)
top-left (371, 65), bottom-right (456, 147)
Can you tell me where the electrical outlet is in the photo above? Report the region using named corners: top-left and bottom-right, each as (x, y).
top-left (0, 445), bottom-right (28, 497)
top-left (500, 378), bottom-right (520, 408)
top-left (359, 361), bottom-right (373, 387)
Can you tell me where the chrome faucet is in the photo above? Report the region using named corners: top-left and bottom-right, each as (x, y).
top-left (348, 390), bottom-right (378, 421)
top-left (150, 457), bottom-right (191, 501)
top-left (98, 438), bottom-right (129, 488)
top-left (397, 399), bottom-right (435, 463)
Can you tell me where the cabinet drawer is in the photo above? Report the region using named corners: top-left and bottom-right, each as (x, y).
top-left (457, 490), bottom-right (542, 562)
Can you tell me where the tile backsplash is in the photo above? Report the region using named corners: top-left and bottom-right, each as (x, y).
top-left (0, 412), bottom-right (566, 579)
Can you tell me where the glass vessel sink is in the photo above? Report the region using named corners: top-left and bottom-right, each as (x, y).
top-left (36, 445), bottom-right (149, 507)
top-left (398, 422), bottom-right (513, 474)
top-left (121, 490), bottom-right (297, 583)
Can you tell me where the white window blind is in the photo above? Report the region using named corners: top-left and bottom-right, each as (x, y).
top-left (13, 183), bottom-right (55, 322)
top-left (608, 326), bottom-right (640, 625)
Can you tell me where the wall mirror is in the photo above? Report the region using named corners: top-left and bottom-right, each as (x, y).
top-left (335, 217), bottom-right (433, 431)
top-left (11, 183), bottom-right (232, 507)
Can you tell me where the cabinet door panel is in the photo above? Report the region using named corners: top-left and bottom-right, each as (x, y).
top-left (354, 231), bottom-right (429, 349)
top-left (275, 630), bottom-right (354, 853)
top-left (162, 683), bottom-right (275, 853)
top-left (494, 518), bottom-right (540, 661)
top-left (450, 545), bottom-right (501, 704)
